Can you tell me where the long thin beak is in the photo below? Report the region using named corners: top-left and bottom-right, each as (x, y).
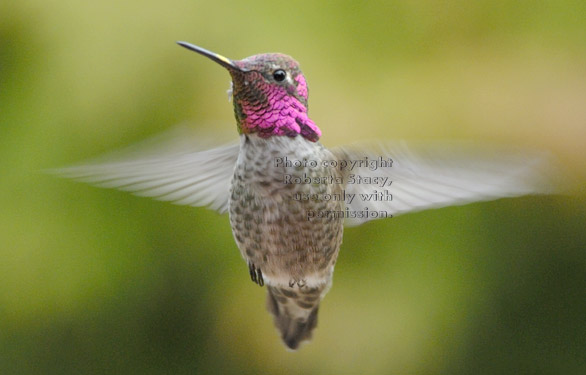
top-left (176, 41), bottom-right (241, 71)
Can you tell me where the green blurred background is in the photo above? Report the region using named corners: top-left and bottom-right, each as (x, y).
top-left (1, 0), bottom-right (585, 374)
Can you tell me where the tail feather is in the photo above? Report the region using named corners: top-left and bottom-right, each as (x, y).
top-left (266, 285), bottom-right (325, 350)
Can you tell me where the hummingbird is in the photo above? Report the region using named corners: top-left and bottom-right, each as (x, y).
top-left (55, 41), bottom-right (556, 350)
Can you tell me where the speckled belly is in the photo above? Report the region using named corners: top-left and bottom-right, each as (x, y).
top-left (228, 136), bottom-right (344, 286)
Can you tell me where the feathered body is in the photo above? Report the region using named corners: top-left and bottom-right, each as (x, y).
top-left (230, 135), bottom-right (343, 349)
top-left (226, 51), bottom-right (343, 348)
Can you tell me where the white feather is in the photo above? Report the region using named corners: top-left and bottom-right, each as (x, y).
top-left (50, 126), bottom-right (240, 213)
top-left (332, 141), bottom-right (559, 226)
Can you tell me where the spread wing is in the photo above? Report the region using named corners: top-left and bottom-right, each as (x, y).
top-left (332, 141), bottom-right (558, 226)
top-left (50, 127), bottom-right (240, 214)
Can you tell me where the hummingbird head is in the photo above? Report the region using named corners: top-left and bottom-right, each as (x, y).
top-left (177, 42), bottom-right (321, 142)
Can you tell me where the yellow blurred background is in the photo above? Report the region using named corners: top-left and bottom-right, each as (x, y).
top-left (1, 0), bottom-right (585, 374)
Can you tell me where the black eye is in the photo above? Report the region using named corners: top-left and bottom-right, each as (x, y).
top-left (272, 69), bottom-right (286, 82)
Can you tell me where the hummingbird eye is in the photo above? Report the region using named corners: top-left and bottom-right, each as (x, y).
top-left (272, 69), bottom-right (286, 82)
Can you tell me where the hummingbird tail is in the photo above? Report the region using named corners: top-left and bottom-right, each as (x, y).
top-left (266, 284), bottom-right (326, 350)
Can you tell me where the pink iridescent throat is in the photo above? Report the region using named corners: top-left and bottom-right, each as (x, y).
top-left (237, 73), bottom-right (321, 142)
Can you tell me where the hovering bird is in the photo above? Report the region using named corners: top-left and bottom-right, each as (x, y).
top-left (55, 42), bottom-right (556, 350)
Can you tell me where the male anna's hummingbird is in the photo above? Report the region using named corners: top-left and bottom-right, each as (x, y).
top-left (56, 42), bottom-right (556, 350)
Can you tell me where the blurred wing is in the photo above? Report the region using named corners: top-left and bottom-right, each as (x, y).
top-left (50, 127), bottom-right (240, 214)
top-left (333, 141), bottom-right (558, 226)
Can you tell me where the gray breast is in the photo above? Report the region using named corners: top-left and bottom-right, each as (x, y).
top-left (229, 134), bottom-right (344, 286)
